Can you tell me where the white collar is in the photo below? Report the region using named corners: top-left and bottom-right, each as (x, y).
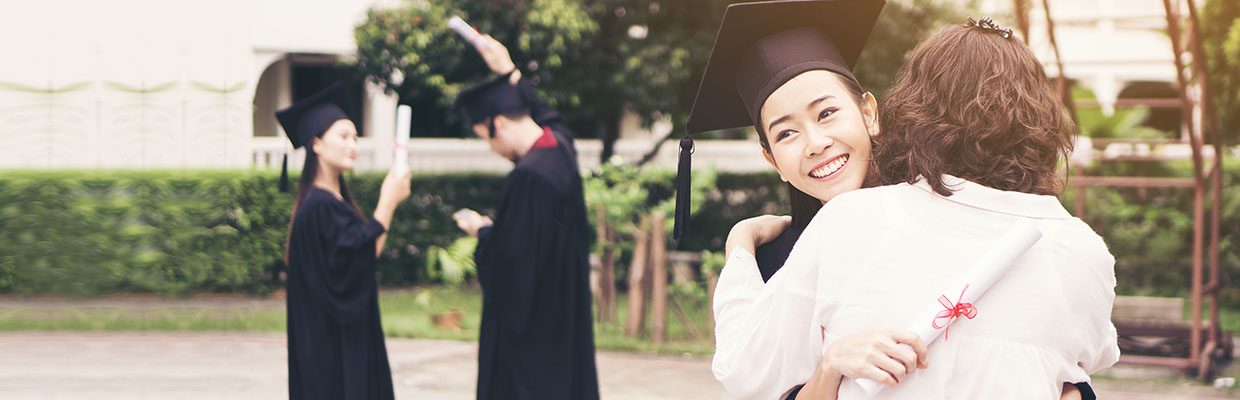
top-left (909, 175), bottom-right (1073, 220)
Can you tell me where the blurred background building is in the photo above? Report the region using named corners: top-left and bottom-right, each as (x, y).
top-left (0, 0), bottom-right (1229, 173)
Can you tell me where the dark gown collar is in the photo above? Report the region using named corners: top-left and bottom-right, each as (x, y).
top-left (753, 224), bottom-right (805, 283)
top-left (530, 126), bottom-right (557, 150)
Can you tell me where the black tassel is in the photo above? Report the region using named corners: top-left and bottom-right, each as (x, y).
top-left (278, 152), bottom-right (289, 193)
top-left (672, 135), bottom-right (694, 241)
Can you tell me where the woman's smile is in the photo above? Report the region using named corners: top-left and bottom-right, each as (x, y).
top-left (808, 153), bottom-right (849, 180)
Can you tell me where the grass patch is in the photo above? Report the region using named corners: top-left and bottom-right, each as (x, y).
top-left (1177, 298), bottom-right (1240, 335)
top-left (0, 286), bottom-right (717, 355)
top-left (379, 287), bottom-right (716, 355)
top-left (0, 306), bottom-right (286, 332)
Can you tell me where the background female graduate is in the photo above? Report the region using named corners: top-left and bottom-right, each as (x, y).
top-left (277, 82), bottom-right (413, 400)
top-left (452, 35), bottom-right (600, 400)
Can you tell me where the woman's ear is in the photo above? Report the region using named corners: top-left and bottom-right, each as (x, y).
top-left (760, 147), bottom-right (789, 183)
top-left (862, 92), bottom-right (880, 137)
top-left (311, 137), bottom-right (323, 155)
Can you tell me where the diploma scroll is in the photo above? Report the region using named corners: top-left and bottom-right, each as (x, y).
top-left (448, 16), bottom-right (488, 49)
top-left (394, 105), bottom-right (412, 173)
top-left (855, 219), bottom-right (1043, 397)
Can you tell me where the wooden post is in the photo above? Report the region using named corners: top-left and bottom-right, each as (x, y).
top-left (1074, 167), bottom-right (1087, 222)
top-left (1013, 0), bottom-right (1031, 45)
top-left (595, 205), bottom-right (618, 323)
top-left (605, 224), bottom-right (618, 323)
top-left (625, 215), bottom-right (651, 337)
top-left (595, 206), bottom-right (611, 323)
top-left (1041, 0), bottom-right (1078, 124)
top-left (1162, 0), bottom-right (1206, 370)
top-left (1185, 0), bottom-right (1225, 360)
top-left (705, 269), bottom-right (718, 328)
top-left (650, 212), bottom-right (668, 343)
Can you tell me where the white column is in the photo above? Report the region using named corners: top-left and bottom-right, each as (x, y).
top-left (364, 81), bottom-right (398, 171)
top-left (1094, 74), bottom-right (1119, 116)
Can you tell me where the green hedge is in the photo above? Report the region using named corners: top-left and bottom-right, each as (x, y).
top-left (0, 169), bottom-right (786, 296)
top-left (1063, 161), bottom-right (1240, 304)
top-left (0, 171), bottom-right (504, 296)
top-left (1, 165), bottom-right (1236, 301)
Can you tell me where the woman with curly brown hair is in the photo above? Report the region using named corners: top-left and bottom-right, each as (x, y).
top-left (721, 18), bottom-right (1119, 400)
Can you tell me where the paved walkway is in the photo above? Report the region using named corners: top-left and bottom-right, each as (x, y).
top-left (4, 332), bottom-right (1240, 399)
top-left (0, 332), bottom-right (728, 400)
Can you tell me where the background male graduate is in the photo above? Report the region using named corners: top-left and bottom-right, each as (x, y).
top-left (453, 35), bottom-right (601, 400)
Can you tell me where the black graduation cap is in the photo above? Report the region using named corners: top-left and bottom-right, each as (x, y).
top-left (274, 81), bottom-right (353, 193)
top-left (672, 0), bottom-right (884, 240)
top-left (454, 72), bottom-right (529, 132)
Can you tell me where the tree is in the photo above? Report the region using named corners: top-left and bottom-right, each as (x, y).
top-left (854, 0), bottom-right (966, 97)
top-left (629, 0), bottom-right (968, 164)
top-left (1201, 0), bottom-right (1240, 144)
top-left (352, 0), bottom-right (596, 137)
top-left (562, 0), bottom-right (736, 162)
top-left (353, 0), bottom-right (968, 157)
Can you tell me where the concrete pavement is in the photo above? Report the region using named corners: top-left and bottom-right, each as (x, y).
top-left (0, 332), bottom-right (729, 400)
top-left (3, 332), bottom-right (1240, 399)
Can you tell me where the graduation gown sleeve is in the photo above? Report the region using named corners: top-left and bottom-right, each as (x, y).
top-left (303, 200), bottom-right (386, 324)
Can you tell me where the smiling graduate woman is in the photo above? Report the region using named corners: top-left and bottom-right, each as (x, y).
top-left (681, 1), bottom-right (1115, 399)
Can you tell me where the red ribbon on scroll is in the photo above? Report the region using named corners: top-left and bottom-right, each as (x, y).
top-left (931, 284), bottom-right (978, 341)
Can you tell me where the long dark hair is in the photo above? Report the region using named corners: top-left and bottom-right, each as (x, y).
top-left (755, 71), bottom-right (869, 233)
top-left (284, 140), bottom-right (365, 264)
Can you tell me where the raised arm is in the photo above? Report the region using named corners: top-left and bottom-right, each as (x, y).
top-left (474, 35), bottom-right (567, 135)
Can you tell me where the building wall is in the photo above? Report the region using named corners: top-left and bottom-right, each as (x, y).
top-left (0, 0), bottom-right (393, 170)
top-left (1, 0), bottom-right (1222, 173)
top-left (973, 0), bottom-right (1178, 114)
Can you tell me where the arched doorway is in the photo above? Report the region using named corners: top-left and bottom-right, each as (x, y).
top-left (1117, 81), bottom-right (1181, 137)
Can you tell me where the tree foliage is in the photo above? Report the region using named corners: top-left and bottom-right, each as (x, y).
top-left (352, 0), bottom-right (968, 153)
top-left (1201, 0), bottom-right (1240, 143)
top-left (1074, 86), bottom-right (1167, 139)
top-left (353, 0), bottom-right (596, 137)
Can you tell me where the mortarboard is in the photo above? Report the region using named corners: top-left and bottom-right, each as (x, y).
top-left (454, 72), bottom-right (530, 132)
top-left (274, 81), bottom-right (353, 193)
top-left (673, 0), bottom-right (884, 240)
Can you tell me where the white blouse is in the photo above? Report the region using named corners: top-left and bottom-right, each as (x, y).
top-left (712, 176), bottom-right (1119, 400)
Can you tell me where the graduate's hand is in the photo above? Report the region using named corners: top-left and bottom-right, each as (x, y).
top-left (379, 166), bottom-right (413, 207)
top-left (820, 328), bottom-right (928, 388)
top-left (725, 215), bottom-right (790, 257)
top-left (454, 209), bottom-right (493, 237)
top-left (477, 35), bottom-right (517, 78)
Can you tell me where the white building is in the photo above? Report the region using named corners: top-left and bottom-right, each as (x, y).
top-left (0, 0), bottom-right (407, 171)
top-left (976, 0), bottom-right (1182, 127)
top-left (0, 0), bottom-right (1221, 173)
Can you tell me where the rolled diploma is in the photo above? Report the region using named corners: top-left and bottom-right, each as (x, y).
top-left (854, 219), bottom-right (1043, 398)
top-left (393, 105), bottom-right (411, 172)
top-left (447, 16), bottom-right (487, 49)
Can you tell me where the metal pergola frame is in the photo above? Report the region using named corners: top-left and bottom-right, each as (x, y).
top-left (1019, 0), bottom-right (1229, 380)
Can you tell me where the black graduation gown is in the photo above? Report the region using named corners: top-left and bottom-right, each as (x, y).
top-left (755, 226), bottom-right (1097, 400)
top-left (754, 225), bottom-right (805, 283)
top-left (472, 127), bottom-right (600, 400)
top-left (286, 187), bottom-right (394, 400)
